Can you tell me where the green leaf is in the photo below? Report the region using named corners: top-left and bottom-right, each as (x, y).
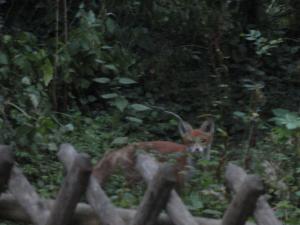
top-left (95, 59), bottom-right (105, 64)
top-left (272, 109), bottom-right (300, 129)
top-left (104, 64), bottom-right (119, 73)
top-left (3, 35), bottom-right (12, 44)
top-left (113, 97), bottom-right (128, 112)
top-left (48, 143), bottom-right (58, 151)
top-left (188, 193), bottom-right (204, 210)
top-left (93, 77), bottom-right (111, 84)
top-left (41, 59), bottom-right (54, 86)
top-left (202, 209), bottom-right (222, 217)
top-left (101, 93), bottom-right (118, 99)
top-left (28, 94), bottom-right (39, 108)
top-left (111, 137), bottom-right (128, 146)
top-left (88, 95), bottom-right (97, 102)
top-left (21, 76), bottom-right (31, 85)
top-left (105, 17), bottom-right (117, 34)
top-left (101, 45), bottom-right (113, 50)
top-left (126, 116), bottom-right (143, 124)
top-left (64, 123), bottom-right (75, 131)
top-left (130, 104), bottom-right (150, 111)
top-left (0, 52), bottom-right (8, 65)
top-left (233, 111), bottom-right (246, 118)
top-left (118, 77), bottom-right (137, 85)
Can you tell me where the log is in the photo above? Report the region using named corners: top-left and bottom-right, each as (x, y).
top-left (222, 175), bottom-right (264, 225)
top-left (225, 163), bottom-right (283, 225)
top-left (0, 145), bottom-right (14, 191)
top-left (135, 154), bottom-right (199, 225)
top-left (58, 143), bottom-right (126, 225)
top-left (131, 164), bottom-right (176, 225)
top-left (0, 193), bottom-right (256, 225)
top-left (46, 152), bottom-right (92, 225)
top-left (8, 166), bottom-right (50, 225)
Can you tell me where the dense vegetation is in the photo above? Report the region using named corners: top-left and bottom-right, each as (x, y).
top-left (0, 0), bottom-right (299, 224)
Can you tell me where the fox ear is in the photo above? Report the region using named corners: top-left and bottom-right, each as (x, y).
top-left (178, 120), bottom-right (193, 139)
top-left (200, 118), bottom-right (215, 135)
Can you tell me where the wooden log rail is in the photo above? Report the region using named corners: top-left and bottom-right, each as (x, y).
top-left (0, 145), bottom-right (14, 191)
top-left (46, 150), bottom-right (92, 225)
top-left (222, 175), bottom-right (264, 225)
top-left (6, 144), bottom-right (92, 225)
top-left (131, 164), bottom-right (176, 225)
top-left (0, 193), bottom-right (257, 225)
top-left (0, 143), bottom-right (126, 225)
top-left (0, 143), bottom-right (283, 225)
top-left (135, 154), bottom-right (199, 225)
top-left (225, 163), bottom-right (283, 225)
top-left (58, 143), bottom-right (126, 225)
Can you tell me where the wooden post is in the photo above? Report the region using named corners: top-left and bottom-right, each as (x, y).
top-left (8, 166), bottom-right (50, 225)
top-left (46, 153), bottom-right (92, 225)
top-left (131, 164), bottom-right (176, 225)
top-left (135, 154), bottom-right (199, 225)
top-left (225, 163), bottom-right (283, 225)
top-left (0, 193), bottom-right (256, 225)
top-left (58, 143), bottom-right (126, 225)
top-left (0, 145), bottom-right (14, 191)
top-left (222, 175), bottom-right (264, 225)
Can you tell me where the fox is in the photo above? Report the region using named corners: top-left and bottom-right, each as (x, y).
top-left (92, 115), bottom-right (215, 187)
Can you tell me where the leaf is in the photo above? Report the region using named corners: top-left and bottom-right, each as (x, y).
top-left (106, 17), bottom-right (117, 34)
top-left (3, 35), bottom-right (12, 44)
top-left (41, 59), bottom-right (54, 86)
top-left (48, 143), bottom-right (58, 151)
top-left (95, 59), bottom-right (105, 64)
top-left (113, 97), bottom-right (128, 112)
top-left (88, 95), bottom-right (97, 102)
top-left (272, 108), bottom-right (290, 117)
top-left (202, 209), bottom-right (222, 217)
top-left (104, 64), bottom-right (118, 73)
top-left (111, 137), bottom-right (128, 146)
top-left (93, 77), bottom-right (111, 84)
top-left (64, 123), bottom-right (75, 131)
top-left (101, 45), bottom-right (113, 50)
top-left (126, 116), bottom-right (143, 124)
top-left (0, 52), bottom-right (8, 65)
top-left (21, 76), bottom-right (31, 85)
top-left (118, 77), bottom-right (137, 85)
top-left (233, 111), bottom-right (246, 118)
top-left (272, 109), bottom-right (300, 130)
top-left (101, 93), bottom-right (118, 99)
top-left (28, 94), bottom-right (39, 108)
top-left (188, 193), bottom-right (203, 210)
top-left (130, 104), bottom-right (150, 111)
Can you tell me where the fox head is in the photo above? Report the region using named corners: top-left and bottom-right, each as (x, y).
top-left (178, 118), bottom-right (214, 158)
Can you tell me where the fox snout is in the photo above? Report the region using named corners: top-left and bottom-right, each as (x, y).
top-left (187, 144), bottom-right (206, 153)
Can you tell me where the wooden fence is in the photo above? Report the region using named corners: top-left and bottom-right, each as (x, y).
top-left (0, 144), bottom-right (283, 225)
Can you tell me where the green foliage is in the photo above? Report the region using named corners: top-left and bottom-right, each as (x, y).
top-left (0, 0), bottom-right (300, 224)
top-left (272, 109), bottom-right (300, 130)
top-left (243, 30), bottom-right (283, 56)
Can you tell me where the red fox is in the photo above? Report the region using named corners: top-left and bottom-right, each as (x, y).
top-left (93, 117), bottom-right (215, 187)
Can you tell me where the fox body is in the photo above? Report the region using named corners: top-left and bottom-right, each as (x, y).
top-left (93, 118), bottom-right (215, 186)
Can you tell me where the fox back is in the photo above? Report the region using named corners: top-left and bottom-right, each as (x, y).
top-left (93, 118), bottom-right (215, 186)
